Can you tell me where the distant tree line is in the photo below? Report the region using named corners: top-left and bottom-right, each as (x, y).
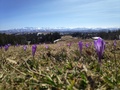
top-left (0, 33), bottom-right (26, 45)
top-left (0, 32), bottom-right (61, 45)
top-left (71, 29), bottom-right (120, 40)
top-left (0, 29), bottom-right (120, 45)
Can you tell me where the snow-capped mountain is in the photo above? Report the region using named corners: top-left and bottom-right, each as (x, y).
top-left (0, 27), bottom-right (119, 34)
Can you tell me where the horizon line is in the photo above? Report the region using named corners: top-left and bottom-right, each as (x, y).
top-left (0, 26), bottom-right (120, 31)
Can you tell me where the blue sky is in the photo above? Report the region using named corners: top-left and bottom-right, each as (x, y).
top-left (0, 0), bottom-right (120, 30)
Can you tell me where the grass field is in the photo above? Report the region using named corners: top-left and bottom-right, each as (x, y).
top-left (0, 38), bottom-right (120, 90)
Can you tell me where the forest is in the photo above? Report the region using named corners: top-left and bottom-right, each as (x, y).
top-left (0, 29), bottom-right (120, 45)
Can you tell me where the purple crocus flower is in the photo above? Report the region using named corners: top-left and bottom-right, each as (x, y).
top-left (4, 45), bottom-right (9, 51)
top-left (8, 44), bottom-right (11, 47)
top-left (85, 43), bottom-right (89, 48)
top-left (78, 41), bottom-right (83, 54)
top-left (23, 45), bottom-right (27, 51)
top-left (67, 43), bottom-right (71, 48)
top-left (45, 45), bottom-right (49, 49)
top-left (94, 38), bottom-right (105, 64)
top-left (32, 44), bottom-right (37, 57)
top-left (113, 39), bottom-right (116, 47)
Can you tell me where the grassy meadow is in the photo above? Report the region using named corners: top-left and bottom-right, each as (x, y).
top-left (0, 37), bottom-right (120, 90)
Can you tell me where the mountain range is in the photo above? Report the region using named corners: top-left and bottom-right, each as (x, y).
top-left (0, 27), bottom-right (119, 35)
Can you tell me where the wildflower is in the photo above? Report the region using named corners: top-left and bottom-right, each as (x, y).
top-left (114, 39), bottom-right (116, 48)
top-left (78, 41), bottom-right (83, 54)
top-left (23, 45), bottom-right (27, 51)
top-left (85, 43), bottom-right (89, 48)
top-left (8, 44), bottom-right (11, 47)
top-left (94, 38), bottom-right (105, 64)
top-left (32, 44), bottom-right (37, 57)
top-left (45, 45), bottom-right (49, 49)
top-left (4, 45), bottom-right (9, 51)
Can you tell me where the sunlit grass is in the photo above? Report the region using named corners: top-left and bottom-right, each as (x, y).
top-left (0, 40), bottom-right (120, 89)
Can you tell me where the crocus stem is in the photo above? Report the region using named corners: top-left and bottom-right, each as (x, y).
top-left (33, 56), bottom-right (34, 60)
top-left (98, 60), bottom-right (102, 67)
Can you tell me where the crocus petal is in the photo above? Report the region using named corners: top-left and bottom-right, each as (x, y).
top-left (4, 45), bottom-right (9, 51)
top-left (85, 43), bottom-right (89, 48)
top-left (78, 41), bottom-right (83, 54)
top-left (45, 45), bottom-right (49, 49)
top-left (94, 38), bottom-right (105, 63)
top-left (23, 45), bottom-right (27, 51)
top-left (114, 39), bottom-right (116, 47)
top-left (32, 45), bottom-right (37, 56)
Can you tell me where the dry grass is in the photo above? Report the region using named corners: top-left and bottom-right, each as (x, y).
top-left (0, 39), bottom-right (120, 90)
